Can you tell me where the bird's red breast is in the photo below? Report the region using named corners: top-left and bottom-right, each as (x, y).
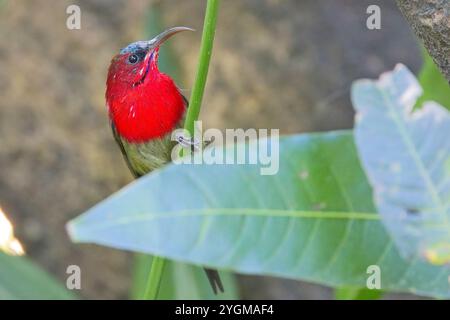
top-left (106, 47), bottom-right (186, 143)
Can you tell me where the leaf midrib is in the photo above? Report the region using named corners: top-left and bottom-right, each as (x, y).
top-left (380, 88), bottom-right (448, 225)
top-left (71, 208), bottom-right (380, 239)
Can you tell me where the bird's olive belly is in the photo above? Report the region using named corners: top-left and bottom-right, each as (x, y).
top-left (120, 132), bottom-right (176, 177)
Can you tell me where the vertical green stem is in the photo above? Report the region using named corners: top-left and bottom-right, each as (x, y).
top-left (184, 0), bottom-right (220, 135)
top-left (141, 0), bottom-right (220, 300)
top-left (142, 256), bottom-right (166, 299)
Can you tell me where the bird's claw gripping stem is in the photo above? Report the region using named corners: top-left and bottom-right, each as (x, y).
top-left (176, 133), bottom-right (201, 152)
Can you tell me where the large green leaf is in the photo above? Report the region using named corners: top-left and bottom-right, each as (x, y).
top-left (68, 130), bottom-right (449, 298)
top-left (352, 64), bottom-right (450, 265)
top-left (0, 252), bottom-right (76, 299)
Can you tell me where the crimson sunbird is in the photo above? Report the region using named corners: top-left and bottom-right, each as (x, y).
top-left (105, 27), bottom-right (224, 295)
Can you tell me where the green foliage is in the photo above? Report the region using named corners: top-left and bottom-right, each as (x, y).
top-left (132, 254), bottom-right (238, 299)
top-left (334, 287), bottom-right (383, 300)
top-left (353, 64), bottom-right (450, 265)
top-left (417, 52), bottom-right (450, 111)
top-left (68, 130), bottom-right (449, 298)
top-left (335, 287), bottom-right (383, 300)
top-left (0, 252), bottom-right (76, 299)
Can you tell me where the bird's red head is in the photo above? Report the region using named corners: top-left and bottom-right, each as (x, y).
top-left (106, 27), bottom-right (193, 143)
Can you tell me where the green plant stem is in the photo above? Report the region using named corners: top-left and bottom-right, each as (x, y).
top-left (184, 0), bottom-right (220, 135)
top-left (142, 256), bottom-right (166, 299)
top-left (141, 0), bottom-right (220, 300)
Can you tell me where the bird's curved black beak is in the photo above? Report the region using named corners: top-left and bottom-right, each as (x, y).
top-left (147, 26), bottom-right (195, 50)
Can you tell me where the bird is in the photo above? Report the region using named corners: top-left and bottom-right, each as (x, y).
top-left (105, 27), bottom-right (224, 295)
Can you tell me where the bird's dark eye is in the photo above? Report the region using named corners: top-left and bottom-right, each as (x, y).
top-left (128, 54), bottom-right (139, 64)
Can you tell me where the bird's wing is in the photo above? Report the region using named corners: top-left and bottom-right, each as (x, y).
top-left (181, 92), bottom-right (189, 108)
top-left (111, 121), bottom-right (141, 178)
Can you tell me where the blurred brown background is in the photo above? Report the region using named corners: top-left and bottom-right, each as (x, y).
top-left (0, 0), bottom-right (421, 299)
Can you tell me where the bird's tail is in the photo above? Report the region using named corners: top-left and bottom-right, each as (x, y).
top-left (203, 268), bottom-right (224, 295)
